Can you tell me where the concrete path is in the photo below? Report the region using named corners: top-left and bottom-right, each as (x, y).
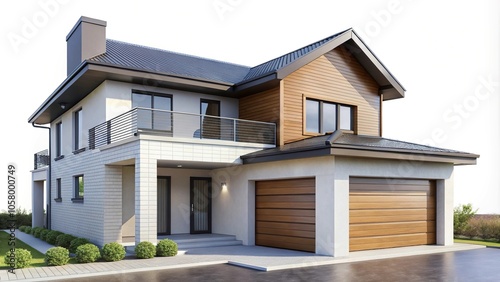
top-left (0, 230), bottom-right (486, 281)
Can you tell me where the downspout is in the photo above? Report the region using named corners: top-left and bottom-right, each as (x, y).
top-left (32, 123), bottom-right (51, 230)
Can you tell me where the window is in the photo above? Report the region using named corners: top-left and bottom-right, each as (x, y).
top-left (305, 98), bottom-right (353, 134)
top-left (55, 178), bottom-right (62, 202)
top-left (74, 109), bottom-right (83, 151)
top-left (200, 99), bottom-right (221, 139)
top-left (72, 175), bottom-right (84, 202)
top-left (132, 91), bottom-right (172, 131)
top-left (55, 122), bottom-right (62, 157)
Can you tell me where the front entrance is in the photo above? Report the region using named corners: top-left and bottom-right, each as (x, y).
top-left (190, 177), bottom-right (212, 234)
top-left (157, 176), bottom-right (171, 235)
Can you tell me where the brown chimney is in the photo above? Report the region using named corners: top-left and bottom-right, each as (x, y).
top-left (66, 16), bottom-right (106, 76)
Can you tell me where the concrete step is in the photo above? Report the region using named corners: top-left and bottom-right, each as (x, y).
top-left (124, 234), bottom-right (242, 253)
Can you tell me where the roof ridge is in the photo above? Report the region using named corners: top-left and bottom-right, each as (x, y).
top-left (96, 39), bottom-right (251, 68)
top-left (239, 28), bottom-right (352, 83)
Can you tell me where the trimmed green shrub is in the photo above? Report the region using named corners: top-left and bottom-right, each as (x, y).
top-left (45, 247), bottom-right (70, 266)
top-left (40, 229), bottom-right (51, 241)
top-left (135, 241), bottom-right (156, 259)
top-left (75, 244), bottom-right (101, 263)
top-left (19, 226), bottom-right (26, 232)
top-left (102, 242), bottom-right (126, 262)
top-left (454, 203), bottom-right (477, 236)
top-left (156, 239), bottom-right (178, 257)
top-left (3, 248), bottom-right (32, 269)
top-left (24, 226), bottom-right (32, 234)
top-left (33, 227), bottom-right (45, 238)
top-left (56, 234), bottom-right (77, 249)
top-left (46, 231), bottom-right (64, 245)
top-left (69, 238), bottom-right (90, 253)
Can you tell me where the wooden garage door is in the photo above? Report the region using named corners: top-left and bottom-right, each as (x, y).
top-left (255, 178), bottom-right (315, 252)
top-left (350, 178), bottom-right (436, 252)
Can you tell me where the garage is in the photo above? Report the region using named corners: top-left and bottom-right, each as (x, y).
top-left (255, 178), bottom-right (315, 252)
top-left (349, 177), bottom-right (436, 252)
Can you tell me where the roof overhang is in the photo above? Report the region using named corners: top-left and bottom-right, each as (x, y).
top-left (28, 62), bottom-right (235, 124)
top-left (233, 29), bottom-right (405, 100)
top-left (241, 144), bottom-right (478, 166)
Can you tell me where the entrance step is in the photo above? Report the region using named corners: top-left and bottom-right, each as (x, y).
top-left (123, 234), bottom-right (242, 254)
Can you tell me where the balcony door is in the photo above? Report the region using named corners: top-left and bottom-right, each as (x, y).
top-left (132, 91), bottom-right (172, 131)
top-left (157, 177), bottom-right (171, 235)
top-left (190, 177), bottom-right (212, 234)
top-left (200, 99), bottom-right (220, 139)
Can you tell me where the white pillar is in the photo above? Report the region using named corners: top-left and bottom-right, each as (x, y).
top-left (135, 152), bottom-right (158, 245)
top-left (436, 176), bottom-right (454, 245)
top-left (315, 174), bottom-right (335, 256)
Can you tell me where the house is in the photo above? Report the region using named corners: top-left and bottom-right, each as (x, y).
top-left (29, 16), bottom-right (478, 257)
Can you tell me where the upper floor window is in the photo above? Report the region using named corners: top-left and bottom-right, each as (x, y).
top-left (74, 108), bottom-right (83, 150)
top-left (132, 91), bottom-right (172, 131)
top-left (305, 98), bottom-right (353, 134)
top-left (55, 122), bottom-right (62, 157)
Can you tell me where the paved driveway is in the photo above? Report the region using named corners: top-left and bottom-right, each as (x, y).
top-left (58, 248), bottom-right (500, 282)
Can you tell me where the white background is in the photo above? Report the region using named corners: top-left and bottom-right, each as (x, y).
top-left (0, 0), bottom-right (499, 214)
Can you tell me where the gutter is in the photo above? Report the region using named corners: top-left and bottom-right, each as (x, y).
top-left (32, 123), bottom-right (51, 230)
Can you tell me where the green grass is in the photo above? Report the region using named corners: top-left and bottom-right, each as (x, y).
top-left (0, 230), bottom-right (46, 269)
top-left (454, 238), bottom-right (500, 248)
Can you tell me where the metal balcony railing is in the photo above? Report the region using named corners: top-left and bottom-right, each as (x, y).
top-left (89, 107), bottom-right (276, 149)
top-left (34, 149), bottom-right (49, 170)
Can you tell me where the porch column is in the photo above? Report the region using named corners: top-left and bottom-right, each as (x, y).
top-left (135, 153), bottom-right (158, 245)
top-left (436, 176), bottom-right (454, 245)
top-left (31, 168), bottom-right (48, 228)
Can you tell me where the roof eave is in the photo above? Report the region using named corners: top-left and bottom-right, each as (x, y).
top-left (28, 61), bottom-right (236, 124)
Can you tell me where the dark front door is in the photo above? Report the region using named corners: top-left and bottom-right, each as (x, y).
top-left (157, 176), bottom-right (171, 235)
top-left (190, 177), bottom-right (212, 234)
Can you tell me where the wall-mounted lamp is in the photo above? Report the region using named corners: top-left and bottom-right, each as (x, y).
top-left (221, 182), bottom-right (227, 190)
top-left (59, 102), bottom-right (67, 109)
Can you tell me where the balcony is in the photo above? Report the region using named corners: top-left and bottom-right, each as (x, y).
top-left (89, 108), bottom-right (276, 150)
top-left (34, 149), bottom-right (49, 170)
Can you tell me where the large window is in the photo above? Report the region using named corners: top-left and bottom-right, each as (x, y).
top-left (200, 99), bottom-right (221, 140)
top-left (74, 109), bottom-right (83, 151)
top-left (305, 99), bottom-right (353, 134)
top-left (72, 175), bottom-right (84, 202)
top-left (132, 91), bottom-right (172, 131)
top-left (55, 122), bottom-right (62, 157)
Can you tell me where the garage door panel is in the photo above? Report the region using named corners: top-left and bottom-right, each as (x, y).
top-left (349, 178), bottom-right (436, 252)
top-left (350, 234), bottom-right (432, 252)
top-left (350, 221), bottom-right (436, 237)
top-left (256, 178), bottom-right (315, 253)
top-left (257, 221), bottom-right (315, 232)
top-left (257, 226), bottom-right (315, 239)
top-left (256, 234), bottom-right (315, 252)
top-left (256, 214), bottom-right (315, 224)
top-left (256, 187), bottom-right (315, 196)
top-left (349, 201), bottom-right (431, 209)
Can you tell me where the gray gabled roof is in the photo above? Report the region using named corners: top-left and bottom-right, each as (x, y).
top-left (29, 28), bottom-right (406, 124)
top-left (239, 30), bottom-right (348, 84)
top-left (89, 40), bottom-right (251, 84)
top-left (241, 131), bottom-right (479, 165)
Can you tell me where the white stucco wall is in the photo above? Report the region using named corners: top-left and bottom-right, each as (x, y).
top-left (212, 155), bottom-right (455, 257)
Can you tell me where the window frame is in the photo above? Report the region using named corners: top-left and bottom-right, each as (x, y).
top-left (55, 178), bottom-right (62, 202)
top-left (71, 175), bottom-right (84, 203)
top-left (55, 121), bottom-right (62, 158)
top-left (132, 90), bottom-right (173, 131)
top-left (304, 97), bottom-right (355, 135)
top-left (73, 108), bottom-right (83, 151)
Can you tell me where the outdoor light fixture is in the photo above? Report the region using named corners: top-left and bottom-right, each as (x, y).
top-left (59, 102), bottom-right (67, 109)
top-left (221, 182), bottom-right (227, 190)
